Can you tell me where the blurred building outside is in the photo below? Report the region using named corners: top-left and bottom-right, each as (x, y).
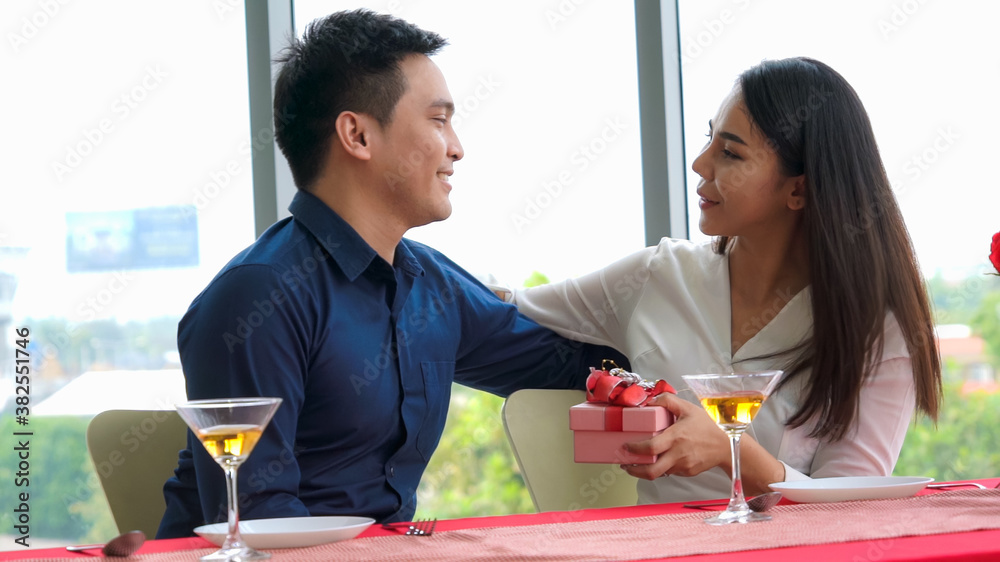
top-left (935, 324), bottom-right (997, 394)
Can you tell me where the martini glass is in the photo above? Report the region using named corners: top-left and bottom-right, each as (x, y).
top-left (176, 397), bottom-right (282, 561)
top-left (681, 372), bottom-right (782, 525)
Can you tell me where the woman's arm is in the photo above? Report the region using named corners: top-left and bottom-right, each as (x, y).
top-left (513, 246), bottom-right (657, 349)
top-left (795, 356), bottom-right (915, 479)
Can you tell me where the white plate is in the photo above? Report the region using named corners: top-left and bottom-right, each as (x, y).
top-left (770, 476), bottom-right (934, 503)
top-left (195, 516), bottom-right (374, 549)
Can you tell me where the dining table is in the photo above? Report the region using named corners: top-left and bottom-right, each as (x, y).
top-left (3, 477), bottom-right (999, 561)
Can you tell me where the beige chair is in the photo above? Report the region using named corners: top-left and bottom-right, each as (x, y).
top-left (86, 409), bottom-right (189, 537)
top-left (502, 389), bottom-right (638, 512)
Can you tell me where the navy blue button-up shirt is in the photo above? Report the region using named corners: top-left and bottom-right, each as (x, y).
top-left (157, 191), bottom-right (623, 537)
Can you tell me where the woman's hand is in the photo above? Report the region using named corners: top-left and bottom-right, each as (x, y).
top-left (619, 392), bottom-right (731, 480)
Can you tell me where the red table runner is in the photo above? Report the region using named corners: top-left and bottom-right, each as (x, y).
top-left (5, 480), bottom-right (999, 561)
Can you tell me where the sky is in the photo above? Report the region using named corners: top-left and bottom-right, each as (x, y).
top-left (2, 0), bottom-right (998, 329)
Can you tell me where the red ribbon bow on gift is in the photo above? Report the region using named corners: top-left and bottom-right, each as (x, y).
top-left (585, 360), bottom-right (676, 407)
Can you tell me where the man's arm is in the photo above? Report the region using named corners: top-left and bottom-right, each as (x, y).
top-left (179, 265), bottom-right (312, 525)
top-left (448, 266), bottom-right (628, 396)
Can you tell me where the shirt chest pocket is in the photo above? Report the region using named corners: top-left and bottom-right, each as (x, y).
top-left (415, 361), bottom-right (455, 461)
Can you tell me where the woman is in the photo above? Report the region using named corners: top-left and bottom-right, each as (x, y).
top-left (513, 57), bottom-right (941, 503)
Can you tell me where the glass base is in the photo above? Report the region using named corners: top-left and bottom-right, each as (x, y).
top-left (703, 508), bottom-right (772, 525)
top-left (200, 545), bottom-right (271, 561)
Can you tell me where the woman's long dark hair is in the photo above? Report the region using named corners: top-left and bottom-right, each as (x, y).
top-left (716, 57), bottom-right (941, 441)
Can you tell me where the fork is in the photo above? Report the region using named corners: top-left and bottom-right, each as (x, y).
top-left (927, 482), bottom-right (987, 490)
top-left (406, 518), bottom-right (437, 536)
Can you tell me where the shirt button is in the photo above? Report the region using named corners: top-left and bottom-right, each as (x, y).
top-left (389, 466), bottom-right (395, 477)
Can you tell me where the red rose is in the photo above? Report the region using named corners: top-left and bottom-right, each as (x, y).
top-left (991, 231), bottom-right (1000, 275)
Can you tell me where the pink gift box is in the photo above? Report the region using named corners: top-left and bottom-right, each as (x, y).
top-left (569, 402), bottom-right (673, 464)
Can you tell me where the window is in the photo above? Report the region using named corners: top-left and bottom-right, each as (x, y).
top-left (1, 1), bottom-right (254, 545)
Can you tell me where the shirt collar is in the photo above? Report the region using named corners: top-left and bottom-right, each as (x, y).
top-left (732, 285), bottom-right (813, 364)
top-left (288, 190), bottom-right (424, 281)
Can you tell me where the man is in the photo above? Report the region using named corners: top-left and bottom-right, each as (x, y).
top-left (156, 9), bottom-right (623, 537)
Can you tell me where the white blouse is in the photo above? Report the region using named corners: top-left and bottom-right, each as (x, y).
top-left (513, 238), bottom-right (916, 504)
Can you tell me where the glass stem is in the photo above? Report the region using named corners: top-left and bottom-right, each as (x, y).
top-left (222, 464), bottom-right (244, 549)
top-left (728, 430), bottom-right (748, 509)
